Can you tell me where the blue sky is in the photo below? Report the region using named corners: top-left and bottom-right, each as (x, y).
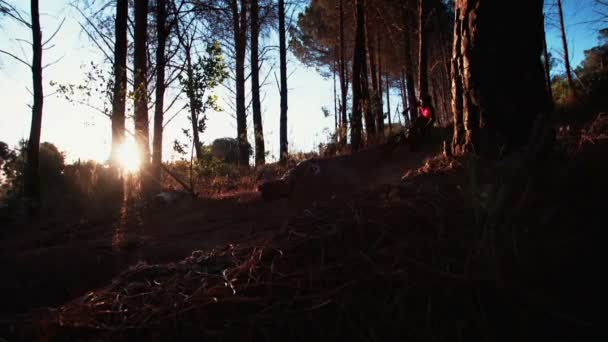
top-left (0, 0), bottom-right (605, 163)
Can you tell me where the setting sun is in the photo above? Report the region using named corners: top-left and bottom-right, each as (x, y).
top-left (116, 140), bottom-right (141, 173)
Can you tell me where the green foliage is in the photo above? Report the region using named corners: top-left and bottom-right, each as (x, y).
top-left (289, 3), bottom-right (338, 78)
top-left (178, 41), bottom-right (229, 138)
top-left (0, 141), bottom-right (67, 216)
top-left (164, 146), bottom-right (248, 194)
top-left (196, 146), bottom-right (234, 178)
top-left (50, 62), bottom-right (114, 117)
top-left (552, 28), bottom-right (608, 116)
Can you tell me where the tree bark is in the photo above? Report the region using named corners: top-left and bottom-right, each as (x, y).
top-left (279, 0), bottom-right (289, 163)
top-left (134, 0), bottom-right (151, 191)
top-left (338, 0), bottom-right (348, 145)
top-left (367, 30), bottom-right (382, 138)
top-left (400, 3), bottom-right (417, 121)
top-left (231, 0), bottom-right (249, 166)
top-left (451, 0), bottom-right (550, 158)
top-left (333, 56), bottom-right (338, 132)
top-left (110, 0), bottom-right (128, 168)
top-left (24, 0), bottom-right (43, 216)
top-left (376, 34), bottom-right (384, 136)
top-left (417, 0), bottom-right (430, 104)
top-left (351, 0), bottom-right (367, 151)
top-left (152, 0), bottom-right (167, 191)
top-left (399, 69), bottom-right (407, 118)
top-left (556, 0), bottom-right (575, 92)
top-left (386, 73), bottom-right (392, 133)
top-left (251, 0), bottom-right (265, 166)
top-left (542, 14), bottom-right (554, 102)
top-left (184, 43), bottom-right (203, 160)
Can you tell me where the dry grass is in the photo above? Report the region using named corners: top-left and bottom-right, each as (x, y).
top-left (8, 117), bottom-right (607, 341)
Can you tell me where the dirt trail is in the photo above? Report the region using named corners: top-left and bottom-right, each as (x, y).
top-left (0, 140), bottom-right (440, 321)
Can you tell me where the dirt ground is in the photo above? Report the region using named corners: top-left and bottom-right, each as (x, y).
top-left (1, 123), bottom-right (605, 340)
top-left (0, 136), bottom-right (440, 323)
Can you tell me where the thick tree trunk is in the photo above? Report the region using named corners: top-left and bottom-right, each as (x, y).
top-left (556, 0), bottom-right (575, 92)
top-left (417, 0), bottom-right (430, 104)
top-left (110, 0), bottom-right (128, 167)
top-left (542, 14), bottom-right (554, 102)
top-left (231, 0), bottom-right (249, 166)
top-left (351, 0), bottom-right (367, 151)
top-left (134, 0), bottom-right (151, 191)
top-left (401, 3), bottom-right (418, 121)
top-left (251, 0), bottom-right (265, 166)
top-left (437, 16), bottom-right (453, 125)
top-left (152, 0), bottom-right (167, 191)
top-left (338, 0), bottom-right (348, 145)
top-left (24, 0), bottom-right (43, 216)
top-left (451, 0), bottom-right (549, 158)
top-left (279, 0), bottom-right (289, 163)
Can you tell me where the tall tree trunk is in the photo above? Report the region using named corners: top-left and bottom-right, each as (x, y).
top-left (279, 0), bottom-right (289, 163)
top-left (134, 0), bottom-right (151, 191)
top-left (437, 15), bottom-right (453, 124)
top-left (231, 0), bottom-right (249, 166)
top-left (110, 0), bottom-right (128, 168)
top-left (184, 43), bottom-right (203, 160)
top-left (367, 30), bottom-right (381, 138)
top-left (338, 0), bottom-right (348, 145)
top-left (376, 35), bottom-right (384, 136)
top-left (24, 0), bottom-right (43, 216)
top-left (351, 0), bottom-right (367, 151)
top-left (152, 0), bottom-right (167, 191)
top-left (333, 56), bottom-right (338, 132)
top-left (451, 0), bottom-right (549, 158)
top-left (401, 3), bottom-right (417, 121)
top-left (556, 0), bottom-right (575, 92)
top-left (251, 0), bottom-right (265, 166)
top-left (360, 7), bottom-right (374, 142)
top-left (386, 73), bottom-right (392, 133)
top-left (542, 14), bottom-right (554, 102)
top-left (400, 69), bottom-right (407, 116)
top-left (417, 0), bottom-right (430, 104)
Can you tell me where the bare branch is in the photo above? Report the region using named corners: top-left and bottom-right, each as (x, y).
top-left (42, 17), bottom-right (66, 48)
top-left (0, 0), bottom-right (30, 27)
top-left (0, 49), bottom-right (31, 68)
top-left (42, 55), bottom-right (65, 69)
top-left (77, 22), bottom-right (113, 62)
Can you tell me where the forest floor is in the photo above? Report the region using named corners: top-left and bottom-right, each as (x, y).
top-left (1, 117), bottom-right (607, 341)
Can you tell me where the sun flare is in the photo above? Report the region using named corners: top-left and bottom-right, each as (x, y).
top-left (116, 140), bottom-right (141, 173)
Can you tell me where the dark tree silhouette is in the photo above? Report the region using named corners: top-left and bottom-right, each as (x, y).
top-left (542, 14), bottom-right (554, 102)
top-left (230, 0), bottom-right (250, 166)
top-left (400, 2), bottom-right (417, 122)
top-left (134, 0), bottom-right (151, 191)
top-left (24, 0), bottom-right (43, 216)
top-left (557, 0), bottom-right (575, 92)
top-left (251, 0), bottom-right (265, 166)
top-left (351, 0), bottom-right (367, 151)
top-left (451, 0), bottom-right (550, 157)
top-left (279, 0), bottom-right (289, 163)
top-left (152, 0), bottom-right (168, 192)
top-left (338, 0), bottom-right (348, 145)
top-left (110, 0), bottom-right (128, 168)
